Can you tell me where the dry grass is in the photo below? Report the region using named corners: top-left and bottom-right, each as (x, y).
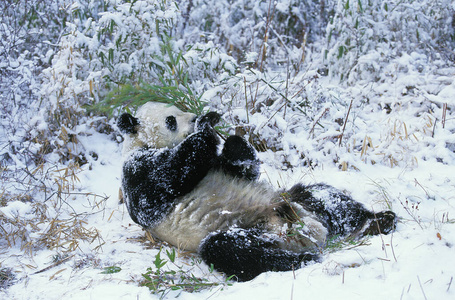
top-left (38, 215), bottom-right (104, 252)
top-left (1, 200), bottom-right (105, 255)
top-left (1, 157), bottom-right (107, 256)
top-left (0, 267), bottom-right (15, 289)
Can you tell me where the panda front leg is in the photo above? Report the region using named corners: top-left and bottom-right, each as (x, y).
top-left (287, 183), bottom-right (397, 239)
top-left (199, 228), bottom-right (318, 282)
top-left (121, 112), bottom-right (222, 228)
top-left (218, 135), bottom-right (261, 181)
top-left (166, 112), bottom-right (222, 194)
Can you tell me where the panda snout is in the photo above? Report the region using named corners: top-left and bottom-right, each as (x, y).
top-left (184, 128), bottom-right (195, 138)
top-left (180, 128), bottom-right (194, 140)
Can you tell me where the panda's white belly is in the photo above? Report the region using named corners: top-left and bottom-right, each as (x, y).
top-left (148, 170), bottom-right (278, 251)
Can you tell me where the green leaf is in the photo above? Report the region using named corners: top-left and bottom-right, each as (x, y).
top-left (109, 19), bottom-right (115, 33)
top-left (101, 266), bottom-right (122, 274)
top-left (337, 46), bottom-right (345, 59)
top-left (154, 250), bottom-right (167, 270)
top-left (108, 48), bottom-right (114, 63)
top-left (166, 248), bottom-right (176, 263)
top-left (357, 0), bottom-right (363, 13)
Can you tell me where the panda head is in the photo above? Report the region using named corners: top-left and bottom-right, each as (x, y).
top-left (117, 102), bottom-right (197, 156)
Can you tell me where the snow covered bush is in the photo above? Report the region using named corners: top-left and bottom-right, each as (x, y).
top-left (0, 0), bottom-right (67, 105)
top-left (1, 0), bottom-right (74, 216)
top-left (35, 0), bottom-right (336, 169)
top-left (177, 0), bottom-right (329, 71)
top-left (40, 0), bottom-right (238, 117)
top-left (0, 0), bottom-right (102, 254)
top-left (1, 0), bottom-right (239, 253)
top-left (1, 0), bottom-right (455, 298)
top-left (324, 0), bottom-right (455, 82)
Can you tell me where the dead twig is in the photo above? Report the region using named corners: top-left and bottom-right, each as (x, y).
top-left (33, 255), bottom-right (74, 275)
top-left (309, 108), bottom-right (330, 135)
top-left (417, 276), bottom-right (428, 300)
top-left (442, 103), bottom-right (447, 129)
top-left (339, 99), bottom-right (353, 147)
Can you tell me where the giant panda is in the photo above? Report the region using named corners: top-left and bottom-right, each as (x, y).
top-left (117, 102), bottom-right (397, 282)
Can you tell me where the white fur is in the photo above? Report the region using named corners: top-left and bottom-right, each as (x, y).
top-left (121, 102), bottom-right (196, 156)
top-left (121, 102), bottom-right (328, 254)
top-left (148, 170), bottom-right (328, 252)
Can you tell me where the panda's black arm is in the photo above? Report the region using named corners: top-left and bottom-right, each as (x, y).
top-left (218, 135), bottom-right (260, 181)
top-left (122, 135), bottom-right (219, 228)
top-left (166, 122), bottom-right (220, 196)
top-left (123, 112), bottom-right (221, 227)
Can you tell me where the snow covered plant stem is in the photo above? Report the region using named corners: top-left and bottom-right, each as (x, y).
top-left (141, 248), bottom-right (232, 298)
top-left (338, 99), bottom-right (353, 146)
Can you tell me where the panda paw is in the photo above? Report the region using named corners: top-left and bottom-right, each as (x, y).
top-left (220, 135), bottom-right (260, 181)
top-left (197, 112), bottom-right (221, 130)
top-left (359, 210), bottom-right (397, 236)
top-left (299, 252), bottom-right (321, 264)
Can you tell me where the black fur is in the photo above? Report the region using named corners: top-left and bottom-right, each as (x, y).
top-left (165, 115), bottom-right (177, 131)
top-left (121, 111), bottom-right (261, 227)
top-left (200, 228), bottom-right (318, 282)
top-left (196, 111), bottom-right (221, 130)
top-left (218, 135), bottom-right (260, 181)
top-left (121, 113), bottom-right (220, 227)
top-left (120, 107), bottom-right (397, 281)
top-left (199, 183), bottom-right (396, 281)
top-left (288, 183), bottom-right (372, 236)
top-left (287, 183), bottom-right (396, 237)
top-left (118, 113), bottom-right (139, 134)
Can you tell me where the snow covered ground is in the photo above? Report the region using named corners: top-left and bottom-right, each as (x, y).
top-left (1, 0), bottom-right (455, 299)
top-left (2, 93), bottom-right (455, 299)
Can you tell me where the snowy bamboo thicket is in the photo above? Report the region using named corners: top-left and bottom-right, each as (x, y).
top-left (1, 0), bottom-right (455, 299)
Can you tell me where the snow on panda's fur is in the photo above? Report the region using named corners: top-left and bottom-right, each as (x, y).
top-left (118, 102), bottom-right (397, 281)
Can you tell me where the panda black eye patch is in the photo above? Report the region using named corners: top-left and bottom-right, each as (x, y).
top-left (165, 115), bottom-right (178, 131)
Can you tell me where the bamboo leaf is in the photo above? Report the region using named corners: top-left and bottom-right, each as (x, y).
top-left (101, 266), bottom-right (122, 274)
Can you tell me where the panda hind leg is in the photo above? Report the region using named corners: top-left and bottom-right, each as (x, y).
top-left (199, 228), bottom-right (318, 282)
top-left (358, 210), bottom-right (397, 236)
top-left (219, 135), bottom-right (260, 181)
top-left (287, 183), bottom-right (397, 238)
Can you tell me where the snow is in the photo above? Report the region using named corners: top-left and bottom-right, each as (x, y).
top-left (0, 201), bottom-right (33, 219)
top-left (2, 0), bottom-right (455, 299)
top-left (3, 123), bottom-right (455, 299)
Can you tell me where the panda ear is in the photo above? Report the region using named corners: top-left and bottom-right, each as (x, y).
top-left (118, 113), bottom-right (139, 134)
